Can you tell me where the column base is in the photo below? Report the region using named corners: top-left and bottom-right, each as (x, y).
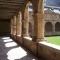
top-left (32, 37), bottom-right (47, 42)
top-left (22, 34), bottom-right (29, 37)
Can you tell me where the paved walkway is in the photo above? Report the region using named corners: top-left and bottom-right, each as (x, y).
top-left (0, 36), bottom-right (43, 60)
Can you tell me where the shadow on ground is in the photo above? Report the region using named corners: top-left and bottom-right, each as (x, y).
top-left (0, 36), bottom-right (43, 60)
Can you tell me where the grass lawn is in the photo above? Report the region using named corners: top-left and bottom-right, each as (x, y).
top-left (45, 36), bottom-right (60, 46)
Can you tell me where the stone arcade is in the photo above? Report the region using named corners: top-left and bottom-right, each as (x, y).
top-left (0, 0), bottom-right (60, 60)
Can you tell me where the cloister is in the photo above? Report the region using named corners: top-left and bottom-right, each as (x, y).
top-left (0, 0), bottom-right (60, 60)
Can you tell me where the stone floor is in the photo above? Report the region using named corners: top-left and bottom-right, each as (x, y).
top-left (0, 36), bottom-right (43, 60)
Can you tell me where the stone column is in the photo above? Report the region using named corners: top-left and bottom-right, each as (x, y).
top-left (10, 18), bottom-right (14, 38)
top-left (13, 16), bottom-right (16, 36)
top-left (33, 0), bottom-right (44, 42)
top-left (11, 19), bottom-right (13, 35)
top-left (16, 12), bottom-right (22, 37)
top-left (22, 6), bottom-right (29, 37)
top-left (52, 22), bottom-right (55, 35)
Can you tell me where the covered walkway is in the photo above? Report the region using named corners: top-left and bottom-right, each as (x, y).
top-left (0, 36), bottom-right (43, 60)
top-left (0, 0), bottom-right (60, 60)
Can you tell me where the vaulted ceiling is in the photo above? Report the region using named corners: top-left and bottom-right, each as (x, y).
top-left (0, 0), bottom-right (25, 19)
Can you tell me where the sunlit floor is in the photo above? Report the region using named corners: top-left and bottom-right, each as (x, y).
top-left (0, 36), bottom-right (42, 60)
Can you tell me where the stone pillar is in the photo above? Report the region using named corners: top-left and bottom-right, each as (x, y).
top-left (33, 0), bottom-right (44, 42)
top-left (22, 6), bottom-right (29, 37)
top-left (10, 18), bottom-right (14, 38)
top-left (11, 19), bottom-right (13, 35)
top-left (13, 16), bottom-right (16, 36)
top-left (12, 18), bottom-right (14, 35)
top-left (16, 12), bottom-right (22, 37)
top-left (52, 22), bottom-right (55, 35)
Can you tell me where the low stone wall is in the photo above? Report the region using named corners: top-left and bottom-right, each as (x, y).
top-left (55, 32), bottom-right (60, 35)
top-left (11, 34), bottom-right (16, 40)
top-left (16, 36), bottom-right (22, 44)
top-left (45, 32), bottom-right (53, 36)
top-left (38, 42), bottom-right (60, 60)
top-left (13, 35), bottom-right (16, 40)
top-left (23, 38), bottom-right (60, 60)
top-left (45, 32), bottom-right (60, 36)
top-left (10, 34), bottom-right (13, 38)
top-left (24, 37), bottom-right (37, 54)
top-left (11, 35), bottom-right (60, 60)
top-left (23, 37), bottom-right (37, 55)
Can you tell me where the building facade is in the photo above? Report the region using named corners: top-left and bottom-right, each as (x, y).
top-left (29, 9), bottom-right (60, 36)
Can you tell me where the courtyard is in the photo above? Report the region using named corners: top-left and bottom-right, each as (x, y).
top-left (45, 36), bottom-right (60, 45)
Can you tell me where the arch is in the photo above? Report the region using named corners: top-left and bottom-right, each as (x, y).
top-left (24, 1), bottom-right (33, 16)
top-left (45, 22), bottom-right (52, 32)
top-left (24, 1), bottom-right (33, 23)
top-left (28, 0), bottom-right (44, 13)
top-left (55, 22), bottom-right (60, 31)
top-left (38, 0), bottom-right (44, 13)
top-left (21, 1), bottom-right (34, 37)
top-left (24, 0), bottom-right (34, 12)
